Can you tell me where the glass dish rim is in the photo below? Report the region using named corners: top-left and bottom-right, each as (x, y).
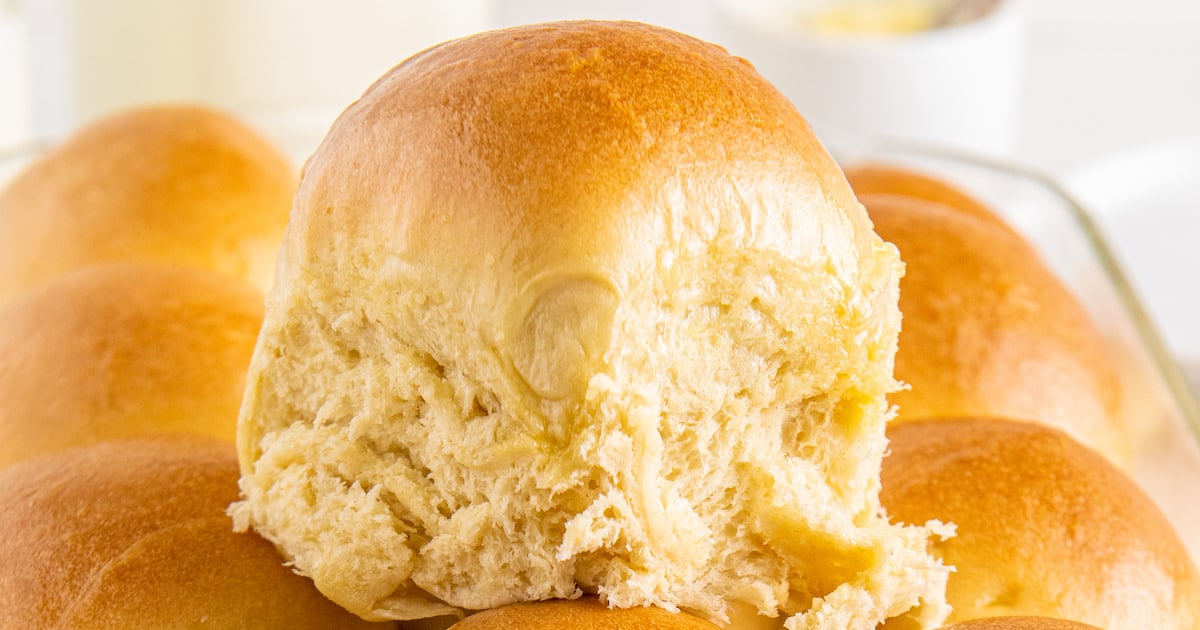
top-left (823, 130), bottom-right (1200, 446)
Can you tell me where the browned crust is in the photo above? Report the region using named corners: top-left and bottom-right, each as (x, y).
top-left (0, 263), bottom-right (265, 468)
top-left (881, 418), bottom-right (1200, 627)
top-left (943, 616), bottom-right (1101, 629)
top-left (285, 20), bottom-right (867, 289)
top-left (865, 194), bottom-right (1126, 461)
top-left (0, 437), bottom-right (386, 629)
top-left (0, 104), bottom-right (296, 301)
top-left (844, 162), bottom-right (1009, 228)
top-left (449, 598), bottom-right (720, 630)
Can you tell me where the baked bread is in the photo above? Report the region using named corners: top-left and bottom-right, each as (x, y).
top-left (0, 436), bottom-right (389, 629)
top-left (233, 20), bottom-right (948, 629)
top-left (863, 194), bottom-right (1127, 463)
top-left (842, 162), bottom-right (1008, 229)
top-left (0, 262), bottom-right (264, 468)
top-left (881, 417), bottom-right (1200, 628)
top-left (942, 618), bottom-right (1101, 629)
top-left (448, 598), bottom-right (720, 630)
top-left (0, 104), bottom-right (296, 303)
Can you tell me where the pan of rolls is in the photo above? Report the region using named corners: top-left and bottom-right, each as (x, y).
top-left (0, 20), bottom-right (1197, 630)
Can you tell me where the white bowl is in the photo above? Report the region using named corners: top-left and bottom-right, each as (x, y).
top-left (709, 0), bottom-right (1026, 156)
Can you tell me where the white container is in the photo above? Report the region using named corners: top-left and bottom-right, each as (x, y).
top-left (709, 0), bottom-right (1026, 156)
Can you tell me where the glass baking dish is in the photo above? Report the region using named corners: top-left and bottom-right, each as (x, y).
top-left (4, 120), bottom-right (1197, 563)
top-left (823, 130), bottom-right (1200, 563)
top-left (1062, 138), bottom-right (1200, 394)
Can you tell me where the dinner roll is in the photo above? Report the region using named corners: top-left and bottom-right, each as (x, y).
top-left (0, 262), bottom-right (263, 468)
top-left (942, 618), bottom-right (1101, 629)
top-left (842, 162), bottom-right (1007, 228)
top-left (233, 20), bottom-right (949, 629)
top-left (0, 437), bottom-right (390, 629)
top-left (448, 598), bottom-right (720, 630)
top-left (864, 194), bottom-right (1127, 463)
top-left (881, 417), bottom-right (1200, 628)
top-left (0, 104), bottom-right (296, 303)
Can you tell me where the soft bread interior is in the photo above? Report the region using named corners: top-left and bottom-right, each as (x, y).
top-left (233, 20), bottom-right (949, 629)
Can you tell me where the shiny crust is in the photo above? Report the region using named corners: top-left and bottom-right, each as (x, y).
top-left (449, 598), bottom-right (720, 630)
top-left (281, 20), bottom-right (869, 300)
top-left (943, 617), bottom-right (1101, 629)
top-left (0, 437), bottom-right (385, 629)
top-left (0, 263), bottom-right (264, 468)
top-left (864, 194), bottom-right (1127, 463)
top-left (843, 163), bottom-right (1009, 228)
top-left (0, 104), bottom-right (296, 302)
top-left (881, 418), bottom-right (1200, 628)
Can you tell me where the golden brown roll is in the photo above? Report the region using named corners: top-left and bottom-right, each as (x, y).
top-left (0, 262), bottom-right (263, 468)
top-left (942, 617), bottom-right (1101, 629)
top-left (864, 194), bottom-right (1127, 463)
top-left (0, 104), bottom-right (296, 303)
top-left (881, 417), bottom-right (1200, 628)
top-left (843, 162), bottom-right (1007, 228)
top-left (448, 598), bottom-right (720, 630)
top-left (234, 20), bottom-right (949, 630)
top-left (0, 436), bottom-right (391, 629)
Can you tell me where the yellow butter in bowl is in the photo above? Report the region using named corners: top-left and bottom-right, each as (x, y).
top-left (806, 0), bottom-right (942, 34)
top-left (803, 0), bottom-right (1000, 35)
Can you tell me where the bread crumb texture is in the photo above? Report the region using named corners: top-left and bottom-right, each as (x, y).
top-left (232, 21), bottom-right (949, 629)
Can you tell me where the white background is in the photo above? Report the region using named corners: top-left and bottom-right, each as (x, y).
top-left (3, 1), bottom-right (1198, 173)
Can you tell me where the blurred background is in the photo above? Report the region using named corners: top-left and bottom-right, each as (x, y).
top-left (2, 0), bottom-right (1198, 169)
top-left (1, 0), bottom-right (1198, 365)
